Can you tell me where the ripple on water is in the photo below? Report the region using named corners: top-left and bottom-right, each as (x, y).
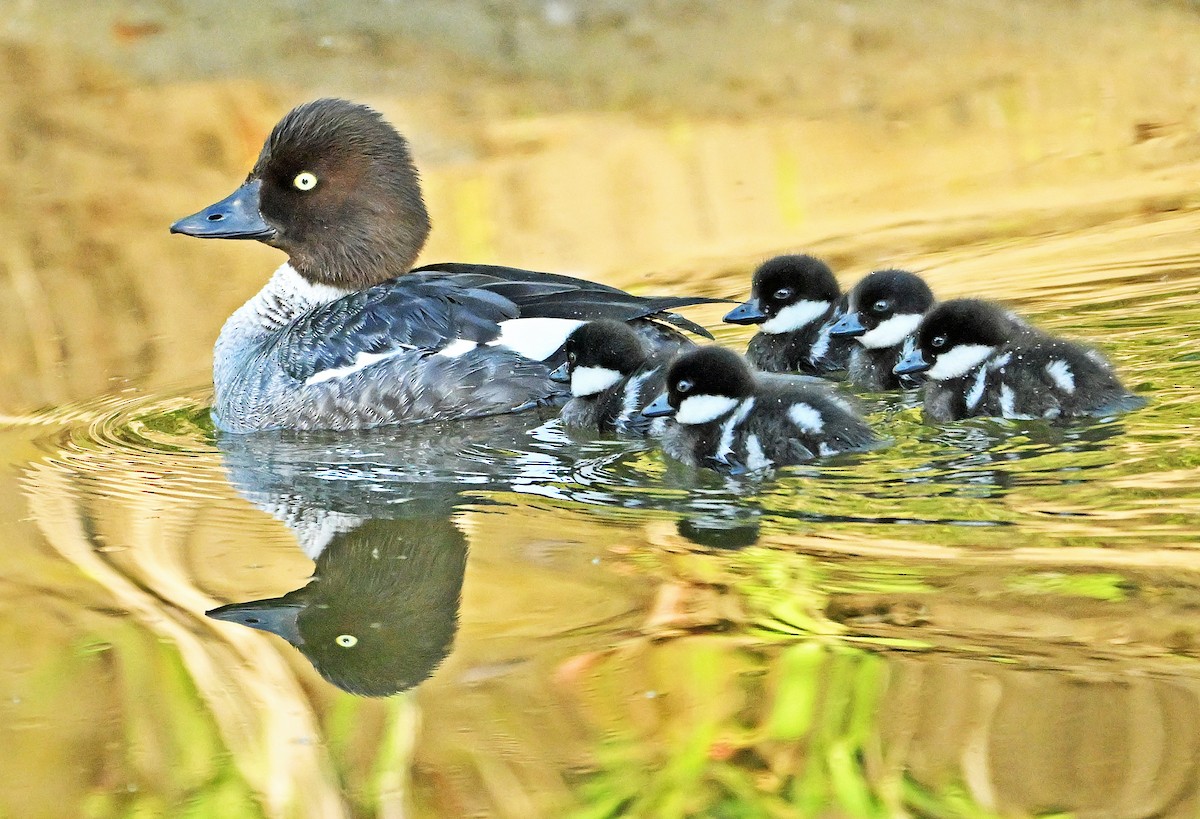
top-left (17, 245), bottom-right (1200, 554)
top-left (27, 388), bottom-right (225, 504)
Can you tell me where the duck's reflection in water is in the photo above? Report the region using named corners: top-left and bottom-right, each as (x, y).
top-left (206, 413), bottom-right (571, 697)
top-left (210, 516), bottom-right (467, 697)
top-left (204, 411), bottom-right (763, 696)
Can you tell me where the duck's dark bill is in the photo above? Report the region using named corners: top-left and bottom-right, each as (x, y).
top-left (893, 349), bottom-right (932, 375)
top-left (642, 393), bottom-right (675, 418)
top-left (723, 299), bottom-right (767, 325)
top-left (548, 363), bottom-right (571, 383)
top-left (207, 599), bottom-right (304, 646)
top-left (828, 312), bottom-right (867, 337)
top-left (171, 180), bottom-right (275, 240)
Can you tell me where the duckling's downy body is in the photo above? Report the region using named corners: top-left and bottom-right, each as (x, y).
top-left (642, 346), bottom-right (878, 471)
top-left (895, 299), bottom-right (1144, 421)
top-left (552, 320), bottom-right (679, 436)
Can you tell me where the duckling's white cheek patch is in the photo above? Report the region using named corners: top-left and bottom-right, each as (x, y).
top-left (676, 395), bottom-right (739, 425)
top-left (492, 318), bottom-right (585, 361)
top-left (760, 300), bottom-right (831, 334)
top-left (787, 403), bottom-right (824, 433)
top-left (926, 344), bottom-right (996, 381)
top-left (1044, 360), bottom-right (1075, 394)
top-left (858, 313), bottom-right (922, 349)
top-left (571, 366), bottom-right (622, 397)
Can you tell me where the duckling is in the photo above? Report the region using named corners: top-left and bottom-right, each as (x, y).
top-left (642, 346), bottom-right (878, 471)
top-left (828, 268), bottom-right (934, 390)
top-left (894, 299), bottom-right (1144, 421)
top-left (550, 320), bottom-right (676, 435)
top-left (723, 254), bottom-right (853, 375)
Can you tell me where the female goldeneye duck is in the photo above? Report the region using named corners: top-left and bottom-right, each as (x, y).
top-left (723, 254), bottom-right (853, 376)
top-left (894, 298), bottom-right (1145, 422)
top-left (828, 268), bottom-right (934, 390)
top-left (550, 320), bottom-right (676, 436)
top-left (641, 346), bottom-right (877, 471)
top-left (170, 98), bottom-right (721, 433)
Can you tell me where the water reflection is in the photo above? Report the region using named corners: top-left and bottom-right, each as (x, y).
top-left (4, 16), bottom-right (1200, 809)
top-left (206, 412), bottom-right (769, 696)
top-left (209, 517), bottom-right (468, 697)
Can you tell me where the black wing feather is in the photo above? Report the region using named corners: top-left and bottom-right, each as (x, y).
top-left (280, 263), bottom-right (724, 382)
top-left (278, 280), bottom-right (518, 382)
top-left (415, 262), bottom-right (729, 329)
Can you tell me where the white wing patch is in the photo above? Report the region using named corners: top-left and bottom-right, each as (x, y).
top-left (999, 383), bottom-right (1015, 417)
top-left (676, 394), bottom-right (740, 425)
top-left (437, 338), bottom-right (479, 358)
top-left (571, 366), bottom-right (623, 397)
top-left (809, 322), bottom-right (833, 362)
top-left (926, 344), bottom-right (996, 381)
top-left (743, 434), bottom-right (773, 471)
top-left (1044, 359), bottom-right (1076, 394)
top-left (787, 402), bottom-right (824, 433)
top-left (716, 397), bottom-right (756, 458)
top-left (305, 346), bottom-right (414, 386)
top-left (760, 300), bottom-right (831, 334)
top-left (858, 312), bottom-right (922, 350)
top-left (965, 365), bottom-right (989, 411)
top-left (998, 383), bottom-right (1035, 419)
top-left (491, 318), bottom-right (585, 361)
top-left (621, 369), bottom-right (654, 420)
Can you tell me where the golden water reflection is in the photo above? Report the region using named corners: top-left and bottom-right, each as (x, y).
top-left (2, 3), bottom-right (1200, 817)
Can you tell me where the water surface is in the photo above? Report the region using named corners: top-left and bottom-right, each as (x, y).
top-left (4, 5), bottom-right (1200, 817)
top-left (5, 209), bottom-right (1199, 817)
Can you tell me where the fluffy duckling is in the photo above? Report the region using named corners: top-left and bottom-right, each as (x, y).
top-left (551, 320), bottom-right (675, 435)
top-left (828, 268), bottom-right (934, 390)
top-left (723, 254), bottom-right (853, 375)
top-left (894, 298), bottom-right (1144, 421)
top-left (642, 346), bottom-right (878, 471)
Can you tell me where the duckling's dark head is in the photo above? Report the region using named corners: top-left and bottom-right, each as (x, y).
top-left (830, 269), bottom-right (934, 349)
top-left (896, 299), bottom-right (1009, 380)
top-left (553, 319), bottom-right (649, 396)
top-left (172, 99), bottom-right (431, 290)
top-left (643, 346), bottom-right (755, 424)
top-left (724, 254), bottom-right (839, 331)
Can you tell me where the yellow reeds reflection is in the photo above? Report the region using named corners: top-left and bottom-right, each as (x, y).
top-left (11, 397), bottom-right (409, 818)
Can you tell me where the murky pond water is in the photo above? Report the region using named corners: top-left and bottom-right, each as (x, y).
top-left (4, 3), bottom-right (1200, 818)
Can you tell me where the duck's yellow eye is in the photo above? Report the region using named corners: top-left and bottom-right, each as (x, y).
top-left (335, 634), bottom-right (358, 648)
top-left (293, 171), bottom-right (318, 191)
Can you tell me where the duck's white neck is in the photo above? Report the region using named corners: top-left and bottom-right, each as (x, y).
top-left (215, 263), bottom-right (352, 370)
top-left (243, 264), bottom-right (350, 328)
